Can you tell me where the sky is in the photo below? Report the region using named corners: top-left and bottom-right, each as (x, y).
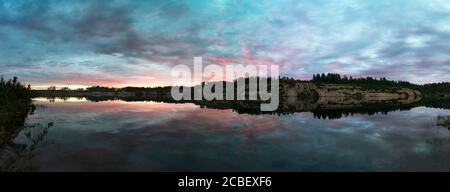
top-left (1, 0), bottom-right (450, 88)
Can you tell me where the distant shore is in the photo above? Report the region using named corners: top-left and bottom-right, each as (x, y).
top-left (32, 74), bottom-right (450, 100)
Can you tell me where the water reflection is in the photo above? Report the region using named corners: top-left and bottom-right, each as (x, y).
top-left (39, 96), bottom-right (450, 119)
top-left (4, 97), bottom-right (450, 171)
top-left (0, 121), bottom-right (53, 171)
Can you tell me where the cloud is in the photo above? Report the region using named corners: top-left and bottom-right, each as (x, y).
top-left (0, 0), bottom-right (449, 86)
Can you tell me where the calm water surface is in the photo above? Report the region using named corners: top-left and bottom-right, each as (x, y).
top-left (13, 98), bottom-right (450, 171)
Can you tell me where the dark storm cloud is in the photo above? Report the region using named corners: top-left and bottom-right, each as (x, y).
top-left (0, 1), bottom-right (51, 32)
top-left (0, 1), bottom-right (205, 62)
top-left (70, 2), bottom-right (148, 58)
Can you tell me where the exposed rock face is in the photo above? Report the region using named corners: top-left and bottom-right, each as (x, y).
top-left (280, 82), bottom-right (423, 103)
top-left (281, 82), bottom-right (317, 98)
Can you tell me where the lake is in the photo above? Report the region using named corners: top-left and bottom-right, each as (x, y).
top-left (5, 97), bottom-right (450, 171)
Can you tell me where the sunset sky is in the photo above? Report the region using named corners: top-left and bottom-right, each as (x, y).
top-left (1, 0), bottom-right (450, 89)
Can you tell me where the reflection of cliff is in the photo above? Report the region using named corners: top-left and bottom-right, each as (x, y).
top-left (193, 96), bottom-right (423, 119)
top-left (198, 96), bottom-right (449, 119)
top-left (41, 93), bottom-right (448, 120)
top-left (281, 96), bottom-right (418, 112)
top-left (35, 80), bottom-right (445, 119)
top-left (190, 82), bottom-right (425, 118)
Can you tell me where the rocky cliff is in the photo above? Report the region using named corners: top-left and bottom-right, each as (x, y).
top-left (281, 82), bottom-right (422, 103)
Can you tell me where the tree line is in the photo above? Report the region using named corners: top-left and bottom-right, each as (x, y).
top-left (40, 73), bottom-right (450, 97)
top-left (0, 76), bottom-right (31, 106)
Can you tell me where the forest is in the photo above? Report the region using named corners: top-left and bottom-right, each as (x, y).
top-left (36, 73), bottom-right (450, 98)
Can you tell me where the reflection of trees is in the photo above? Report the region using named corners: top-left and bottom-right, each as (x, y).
top-left (1, 76), bottom-right (53, 171)
top-left (421, 98), bottom-right (450, 109)
top-left (311, 103), bottom-right (416, 120)
top-left (0, 99), bottom-right (53, 171)
top-left (0, 122), bottom-right (53, 172)
top-left (437, 116), bottom-right (450, 129)
top-left (38, 96), bottom-right (450, 120)
top-left (36, 94), bottom-right (450, 121)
